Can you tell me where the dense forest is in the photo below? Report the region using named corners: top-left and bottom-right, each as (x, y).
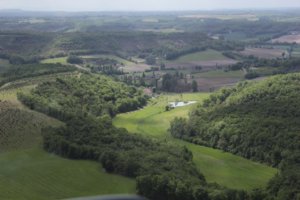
top-left (170, 73), bottom-right (300, 199)
top-left (18, 74), bottom-right (148, 119)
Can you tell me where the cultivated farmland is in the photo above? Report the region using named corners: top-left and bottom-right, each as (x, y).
top-left (272, 34), bottom-right (300, 44)
top-left (239, 47), bottom-right (287, 59)
top-left (192, 70), bottom-right (245, 91)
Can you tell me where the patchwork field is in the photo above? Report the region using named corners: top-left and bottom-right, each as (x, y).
top-left (0, 86), bottom-right (135, 199)
top-left (166, 49), bottom-right (237, 70)
top-left (113, 93), bottom-right (277, 190)
top-left (239, 47), bottom-right (287, 59)
top-left (272, 34), bottom-right (300, 44)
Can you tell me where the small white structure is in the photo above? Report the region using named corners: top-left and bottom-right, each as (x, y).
top-left (169, 101), bottom-right (197, 108)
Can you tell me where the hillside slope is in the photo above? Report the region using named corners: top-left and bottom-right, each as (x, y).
top-left (170, 73), bottom-right (300, 199)
top-left (0, 87), bottom-right (136, 199)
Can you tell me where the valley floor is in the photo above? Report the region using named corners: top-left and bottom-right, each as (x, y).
top-left (113, 93), bottom-right (278, 190)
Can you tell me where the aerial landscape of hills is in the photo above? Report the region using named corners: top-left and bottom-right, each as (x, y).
top-left (0, 4), bottom-right (299, 200)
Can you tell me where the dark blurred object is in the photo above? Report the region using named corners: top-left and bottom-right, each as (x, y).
top-left (66, 194), bottom-right (147, 200)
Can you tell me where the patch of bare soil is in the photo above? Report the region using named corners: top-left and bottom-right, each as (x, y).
top-left (272, 34), bottom-right (300, 44)
top-left (239, 48), bottom-right (286, 59)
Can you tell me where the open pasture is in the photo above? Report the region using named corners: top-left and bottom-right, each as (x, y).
top-left (0, 148), bottom-right (135, 200)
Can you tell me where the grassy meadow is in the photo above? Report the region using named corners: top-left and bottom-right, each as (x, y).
top-left (170, 49), bottom-right (231, 62)
top-left (113, 93), bottom-right (277, 190)
top-left (0, 148), bottom-right (135, 200)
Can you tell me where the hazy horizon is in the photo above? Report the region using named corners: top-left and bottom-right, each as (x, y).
top-left (1, 0), bottom-right (300, 12)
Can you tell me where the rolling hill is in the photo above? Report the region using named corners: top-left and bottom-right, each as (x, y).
top-left (169, 73), bottom-right (300, 199)
top-left (0, 86), bottom-right (135, 200)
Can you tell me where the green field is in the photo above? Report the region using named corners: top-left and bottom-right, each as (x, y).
top-left (171, 49), bottom-right (230, 62)
top-left (0, 87), bottom-right (135, 200)
top-left (41, 57), bottom-right (68, 65)
top-left (194, 69), bottom-right (245, 78)
top-left (113, 93), bottom-right (277, 190)
top-left (0, 148), bottom-right (135, 200)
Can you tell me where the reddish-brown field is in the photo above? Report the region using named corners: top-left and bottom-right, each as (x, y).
top-left (195, 77), bottom-right (241, 91)
top-left (239, 48), bottom-right (286, 59)
top-left (272, 34), bottom-right (300, 44)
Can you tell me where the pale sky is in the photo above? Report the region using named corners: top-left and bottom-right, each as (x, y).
top-left (0, 0), bottom-right (300, 11)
